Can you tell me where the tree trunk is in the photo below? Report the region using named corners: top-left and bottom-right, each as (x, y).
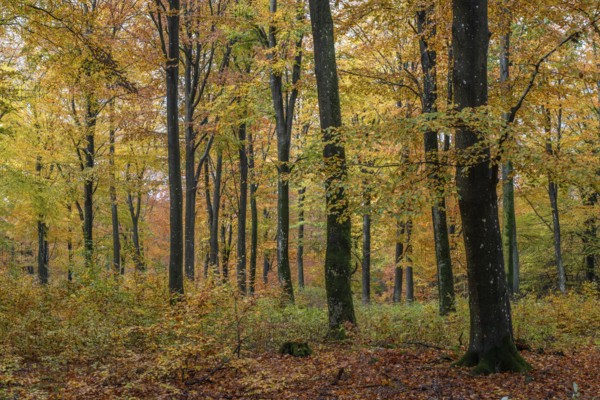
top-left (405, 265), bottom-right (414, 303)
top-left (309, 0), bottom-right (356, 333)
top-left (184, 57), bottom-right (197, 281)
top-left (499, 17), bottom-right (520, 295)
top-left (297, 187), bottom-right (306, 289)
top-left (417, 5), bottom-right (455, 315)
top-left (237, 123), bottom-right (248, 294)
top-left (204, 160), bottom-right (213, 279)
top-left (268, 0), bottom-right (303, 302)
top-left (165, 0), bottom-right (184, 296)
top-left (452, 0), bottom-right (529, 374)
top-left (83, 97), bottom-right (97, 269)
top-left (109, 121), bottom-right (122, 275)
top-left (548, 179), bottom-right (566, 292)
top-left (263, 208), bottom-right (272, 284)
top-left (583, 191), bottom-right (598, 282)
top-left (127, 190), bottom-right (145, 272)
top-left (248, 133), bottom-right (258, 294)
top-left (393, 230), bottom-right (403, 303)
top-left (209, 151), bottom-right (223, 275)
top-left (37, 221), bottom-right (49, 284)
top-left (362, 200), bottom-right (371, 305)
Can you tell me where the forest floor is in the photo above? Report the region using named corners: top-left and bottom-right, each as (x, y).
top-left (3, 344), bottom-right (599, 399)
top-left (1, 275), bottom-right (599, 399)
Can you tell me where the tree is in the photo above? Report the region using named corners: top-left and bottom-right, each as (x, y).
top-left (309, 0), bottom-right (356, 334)
top-left (416, 1), bottom-right (455, 315)
top-left (452, 0), bottom-right (529, 374)
top-left (151, 0), bottom-right (184, 296)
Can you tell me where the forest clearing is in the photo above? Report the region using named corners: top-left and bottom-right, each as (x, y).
top-left (1, 0), bottom-right (599, 398)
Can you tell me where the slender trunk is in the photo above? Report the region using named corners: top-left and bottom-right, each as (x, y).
top-left (297, 187), bottom-right (305, 289)
top-left (67, 204), bottom-right (73, 281)
top-left (221, 209), bottom-right (228, 281)
top-left (268, 0), bottom-right (303, 302)
top-left (165, 0), bottom-right (184, 296)
top-left (204, 160), bottom-right (213, 278)
top-left (405, 266), bottom-right (414, 303)
top-left (309, 0), bottom-right (356, 333)
top-left (544, 107), bottom-right (566, 293)
top-left (237, 124), bottom-right (248, 293)
top-left (109, 121), bottom-right (121, 275)
top-left (502, 160), bottom-right (519, 293)
top-left (37, 221), bottom-right (48, 284)
top-left (249, 183), bottom-right (258, 293)
top-left (583, 191), bottom-right (598, 282)
top-left (393, 224), bottom-right (403, 303)
top-left (361, 198), bottom-right (371, 305)
top-left (127, 187), bottom-right (145, 272)
top-left (83, 97), bottom-right (96, 269)
top-left (417, 5), bottom-right (455, 314)
top-left (499, 17), bottom-right (520, 295)
top-left (209, 152), bottom-right (223, 274)
top-left (184, 48), bottom-right (196, 281)
top-left (248, 134), bottom-right (258, 293)
top-left (453, 0), bottom-right (529, 373)
top-left (35, 156), bottom-right (49, 284)
top-left (263, 208), bottom-right (271, 284)
top-left (548, 179), bottom-right (566, 292)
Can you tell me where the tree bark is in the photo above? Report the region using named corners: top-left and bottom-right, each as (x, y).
top-left (204, 160), bottom-right (213, 278)
top-left (297, 187), bottom-right (306, 289)
top-left (452, 0), bottom-right (529, 374)
top-left (544, 107), bottom-right (567, 293)
top-left (209, 152), bottom-right (223, 275)
top-left (393, 229), bottom-right (403, 303)
top-left (361, 198), bottom-right (371, 305)
top-left (417, 5), bottom-right (455, 315)
top-left (248, 133), bottom-right (258, 294)
top-left (183, 54), bottom-right (197, 281)
top-left (37, 221), bottom-right (49, 284)
top-left (164, 0), bottom-right (184, 296)
top-left (109, 118), bottom-right (122, 275)
top-left (309, 0), bottom-right (356, 333)
top-left (405, 266), bottom-right (414, 303)
top-left (268, 0), bottom-right (303, 302)
top-left (83, 96), bottom-right (97, 269)
top-left (499, 13), bottom-right (520, 295)
top-left (237, 123), bottom-right (248, 294)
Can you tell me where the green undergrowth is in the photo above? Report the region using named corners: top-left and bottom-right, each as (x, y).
top-left (0, 270), bottom-right (598, 385)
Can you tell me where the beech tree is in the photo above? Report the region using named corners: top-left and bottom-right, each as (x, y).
top-left (309, 0), bottom-right (356, 333)
top-left (452, 0), bottom-right (529, 373)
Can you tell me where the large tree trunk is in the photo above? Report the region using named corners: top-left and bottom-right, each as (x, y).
top-left (165, 0), bottom-right (184, 296)
top-left (237, 123), bottom-right (248, 294)
top-left (297, 187), bottom-right (305, 289)
top-left (417, 5), bottom-right (455, 315)
top-left (452, 0), bottom-right (529, 374)
top-left (309, 0), bottom-right (356, 333)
